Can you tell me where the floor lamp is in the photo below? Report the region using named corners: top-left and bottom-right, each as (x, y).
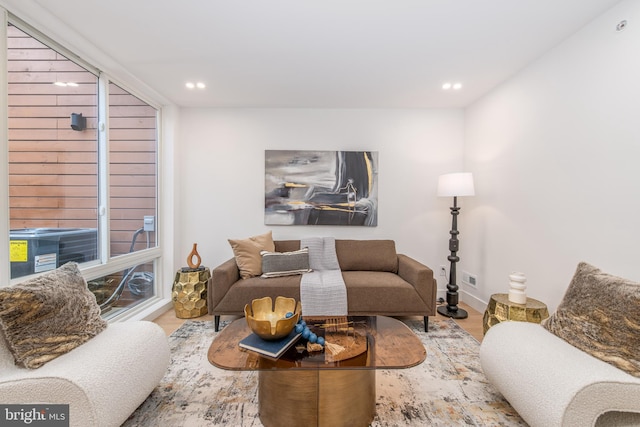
top-left (436, 172), bottom-right (475, 319)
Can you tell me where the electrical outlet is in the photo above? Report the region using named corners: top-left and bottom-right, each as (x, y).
top-left (439, 265), bottom-right (447, 277)
top-left (143, 215), bottom-right (155, 232)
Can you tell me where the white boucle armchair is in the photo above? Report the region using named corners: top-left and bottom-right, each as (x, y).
top-left (480, 321), bottom-right (640, 427)
top-left (0, 321), bottom-right (169, 427)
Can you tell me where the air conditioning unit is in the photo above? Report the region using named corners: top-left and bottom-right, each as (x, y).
top-left (10, 228), bottom-right (98, 279)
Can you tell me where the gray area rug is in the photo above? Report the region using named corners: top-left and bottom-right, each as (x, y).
top-left (124, 317), bottom-right (527, 426)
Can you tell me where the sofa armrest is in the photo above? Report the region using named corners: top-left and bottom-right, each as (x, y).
top-left (208, 258), bottom-right (241, 314)
top-left (0, 322), bottom-right (169, 427)
top-left (397, 254), bottom-right (437, 315)
top-left (480, 321), bottom-right (640, 427)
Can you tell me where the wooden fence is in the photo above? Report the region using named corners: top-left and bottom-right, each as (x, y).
top-left (7, 24), bottom-right (157, 257)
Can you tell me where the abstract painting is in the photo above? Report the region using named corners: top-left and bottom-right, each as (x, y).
top-left (265, 150), bottom-right (378, 226)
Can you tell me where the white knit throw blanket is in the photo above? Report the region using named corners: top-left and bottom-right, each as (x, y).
top-left (299, 237), bottom-right (348, 316)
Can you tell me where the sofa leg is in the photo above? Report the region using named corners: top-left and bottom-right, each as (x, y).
top-left (424, 316), bottom-right (429, 332)
top-left (214, 315), bottom-right (220, 332)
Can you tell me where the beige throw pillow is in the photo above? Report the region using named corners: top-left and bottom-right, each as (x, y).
top-left (542, 262), bottom-right (640, 377)
top-left (228, 231), bottom-right (276, 279)
top-left (0, 262), bottom-right (107, 369)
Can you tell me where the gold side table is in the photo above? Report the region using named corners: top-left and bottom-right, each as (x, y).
top-left (482, 293), bottom-right (549, 335)
top-left (172, 267), bottom-right (210, 318)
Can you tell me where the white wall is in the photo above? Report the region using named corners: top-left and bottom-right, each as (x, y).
top-left (176, 108), bottom-right (465, 292)
top-left (463, 0), bottom-right (640, 312)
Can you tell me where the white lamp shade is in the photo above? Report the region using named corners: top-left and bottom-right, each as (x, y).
top-left (437, 172), bottom-right (475, 197)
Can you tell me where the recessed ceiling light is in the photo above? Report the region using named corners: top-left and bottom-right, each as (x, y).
top-left (186, 81), bottom-right (206, 90)
top-left (442, 82), bottom-right (463, 91)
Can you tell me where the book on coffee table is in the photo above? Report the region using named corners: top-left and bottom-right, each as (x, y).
top-left (239, 329), bottom-right (302, 359)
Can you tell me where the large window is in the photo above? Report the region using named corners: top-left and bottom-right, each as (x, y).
top-left (5, 20), bottom-right (161, 319)
top-left (8, 24), bottom-right (99, 277)
top-left (108, 82), bottom-right (158, 258)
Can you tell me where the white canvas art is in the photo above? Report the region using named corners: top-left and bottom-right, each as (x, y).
top-left (265, 150), bottom-right (378, 226)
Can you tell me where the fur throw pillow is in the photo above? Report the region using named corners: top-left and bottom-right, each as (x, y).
top-left (0, 262), bottom-right (107, 369)
top-left (542, 262), bottom-right (640, 377)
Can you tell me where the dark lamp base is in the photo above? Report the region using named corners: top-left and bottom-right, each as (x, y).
top-left (437, 305), bottom-right (469, 319)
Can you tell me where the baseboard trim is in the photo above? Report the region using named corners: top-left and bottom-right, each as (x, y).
top-left (108, 298), bottom-right (173, 322)
top-left (459, 290), bottom-right (488, 314)
top-left (437, 288), bottom-right (488, 314)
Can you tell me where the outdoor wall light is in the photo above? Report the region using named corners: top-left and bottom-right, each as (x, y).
top-left (70, 113), bottom-right (86, 131)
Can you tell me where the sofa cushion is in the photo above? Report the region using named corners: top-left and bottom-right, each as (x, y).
top-left (0, 262), bottom-right (107, 369)
top-left (213, 275), bottom-right (303, 313)
top-left (228, 231), bottom-right (276, 279)
top-left (260, 248), bottom-right (312, 278)
top-left (542, 262), bottom-right (640, 378)
top-left (342, 271), bottom-right (429, 314)
top-left (274, 240), bottom-right (301, 253)
top-left (335, 240), bottom-right (398, 273)
top-left (273, 239), bottom-right (399, 272)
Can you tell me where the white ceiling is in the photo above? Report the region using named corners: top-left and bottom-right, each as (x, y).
top-left (6, 0), bottom-right (622, 108)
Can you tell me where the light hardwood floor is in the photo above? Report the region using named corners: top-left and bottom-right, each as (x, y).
top-left (449, 302), bottom-right (484, 342)
top-left (153, 301), bottom-right (485, 342)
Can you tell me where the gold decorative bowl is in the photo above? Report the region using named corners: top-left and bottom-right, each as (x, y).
top-left (244, 296), bottom-right (302, 340)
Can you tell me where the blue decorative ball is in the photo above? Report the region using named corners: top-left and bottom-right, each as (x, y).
top-left (285, 312), bottom-right (294, 318)
top-left (301, 328), bottom-right (311, 339)
top-left (308, 333), bottom-right (317, 343)
top-left (295, 323), bottom-right (304, 333)
top-left (299, 319), bottom-right (306, 326)
top-left (316, 336), bottom-right (325, 346)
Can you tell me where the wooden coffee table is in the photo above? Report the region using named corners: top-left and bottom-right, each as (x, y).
top-left (207, 316), bottom-right (426, 427)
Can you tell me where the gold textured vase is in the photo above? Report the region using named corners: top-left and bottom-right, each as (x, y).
top-left (172, 267), bottom-right (210, 318)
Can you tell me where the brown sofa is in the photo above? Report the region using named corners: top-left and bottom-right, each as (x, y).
top-left (208, 239), bottom-right (437, 332)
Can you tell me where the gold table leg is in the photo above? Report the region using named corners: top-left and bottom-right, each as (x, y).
top-left (259, 369), bottom-right (376, 427)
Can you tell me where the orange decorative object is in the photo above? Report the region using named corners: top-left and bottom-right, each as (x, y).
top-left (187, 243), bottom-right (201, 269)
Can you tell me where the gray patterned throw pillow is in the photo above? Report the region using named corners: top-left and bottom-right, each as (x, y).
top-left (260, 248), bottom-right (312, 278)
